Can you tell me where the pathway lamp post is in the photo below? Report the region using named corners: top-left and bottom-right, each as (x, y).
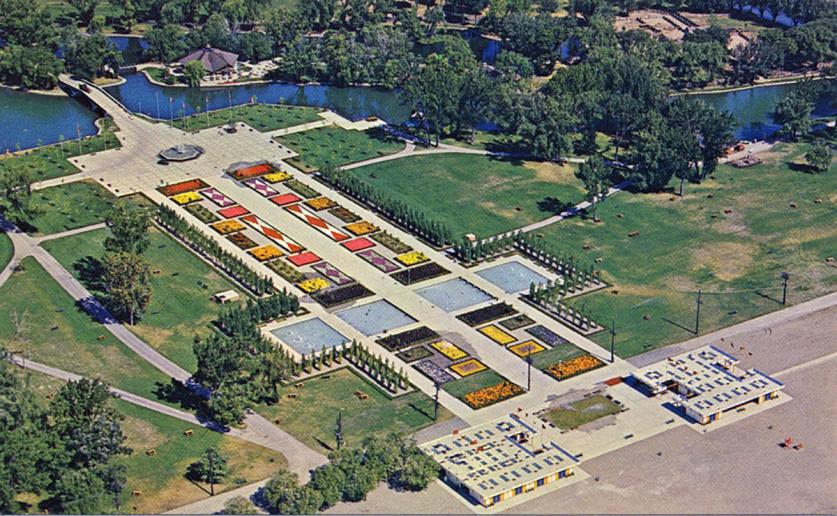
top-left (781, 272), bottom-right (790, 305)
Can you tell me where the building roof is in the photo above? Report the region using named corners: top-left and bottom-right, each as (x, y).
top-left (178, 47), bottom-right (238, 73)
top-left (631, 345), bottom-right (784, 418)
top-left (420, 414), bottom-right (580, 501)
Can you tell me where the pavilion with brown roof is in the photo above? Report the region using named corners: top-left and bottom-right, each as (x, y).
top-left (177, 47), bottom-right (239, 74)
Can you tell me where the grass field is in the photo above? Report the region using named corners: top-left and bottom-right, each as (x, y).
top-left (15, 369), bottom-right (285, 514)
top-left (348, 154), bottom-right (585, 238)
top-left (442, 369), bottom-right (509, 398)
top-left (0, 257), bottom-right (174, 402)
top-left (536, 141), bottom-right (837, 357)
top-left (0, 232), bottom-right (12, 270)
top-left (42, 226), bottom-right (241, 372)
top-left (170, 103), bottom-right (324, 133)
top-left (545, 394), bottom-right (621, 430)
top-left (0, 118), bottom-right (120, 182)
top-left (258, 367), bottom-right (452, 451)
top-left (25, 180), bottom-right (116, 235)
top-left (278, 126), bottom-right (403, 172)
top-left (531, 343), bottom-right (587, 369)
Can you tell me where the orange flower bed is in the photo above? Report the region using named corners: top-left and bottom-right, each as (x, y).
top-left (345, 221), bottom-right (379, 236)
top-left (543, 354), bottom-right (604, 381)
top-left (248, 245), bottom-right (284, 262)
top-left (158, 179), bottom-right (209, 197)
top-left (231, 163), bottom-right (274, 180)
top-left (305, 197), bottom-right (338, 211)
top-left (463, 381), bottom-right (524, 409)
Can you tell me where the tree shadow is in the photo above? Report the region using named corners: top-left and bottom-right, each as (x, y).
top-left (73, 255), bottom-right (105, 292)
top-left (787, 162), bottom-right (819, 174)
top-left (154, 379), bottom-right (210, 417)
top-left (537, 197), bottom-right (573, 215)
top-left (75, 296), bottom-right (117, 325)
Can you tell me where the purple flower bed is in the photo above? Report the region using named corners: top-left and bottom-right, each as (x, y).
top-left (414, 359), bottom-right (455, 384)
top-left (525, 324), bottom-right (568, 347)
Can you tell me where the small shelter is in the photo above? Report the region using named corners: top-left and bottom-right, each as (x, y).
top-left (177, 47), bottom-right (239, 74)
top-left (213, 290), bottom-right (240, 304)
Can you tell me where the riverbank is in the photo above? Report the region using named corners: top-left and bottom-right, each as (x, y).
top-left (674, 72), bottom-right (830, 96)
top-left (0, 83), bottom-right (67, 97)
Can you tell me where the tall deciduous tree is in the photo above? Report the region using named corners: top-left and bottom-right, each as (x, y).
top-left (0, 167), bottom-right (42, 224)
top-left (188, 447), bottom-right (228, 495)
top-left (774, 89), bottom-right (813, 140)
top-left (183, 60), bottom-right (205, 87)
top-left (105, 202), bottom-right (151, 255)
top-left (805, 143), bottom-right (831, 172)
top-left (574, 155), bottom-right (610, 221)
top-left (101, 252), bottom-right (152, 325)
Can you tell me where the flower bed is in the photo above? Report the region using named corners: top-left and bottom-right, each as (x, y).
top-left (266, 259), bottom-right (305, 283)
top-left (395, 346), bottom-right (432, 364)
top-left (230, 162), bottom-right (273, 180)
top-left (185, 203), bottom-right (219, 224)
top-left (329, 206), bottom-right (361, 223)
top-left (395, 251), bottom-right (429, 267)
top-left (305, 197), bottom-right (338, 211)
top-left (377, 326), bottom-right (440, 352)
top-left (158, 179), bottom-right (209, 197)
top-left (499, 314), bottom-right (536, 331)
top-left (358, 249), bottom-right (399, 273)
top-left (171, 191), bottom-right (202, 205)
top-left (430, 340), bottom-right (468, 361)
top-left (414, 359), bottom-right (455, 384)
top-left (270, 193), bottom-right (302, 207)
top-left (297, 277), bottom-right (330, 293)
top-left (478, 325), bottom-right (516, 345)
top-left (210, 220), bottom-right (245, 235)
top-left (285, 179), bottom-right (319, 199)
top-left (457, 303), bottom-right (517, 327)
top-left (345, 221), bottom-right (379, 236)
top-left (526, 324), bottom-right (568, 347)
top-left (263, 171), bottom-right (292, 183)
top-left (370, 231), bottom-right (411, 254)
top-left (390, 262), bottom-right (449, 285)
top-left (227, 232), bottom-right (258, 250)
top-left (543, 354), bottom-right (605, 381)
top-left (450, 359), bottom-right (487, 377)
top-left (342, 237), bottom-right (375, 252)
top-left (249, 245), bottom-right (284, 262)
top-left (310, 282), bottom-right (373, 308)
top-left (508, 340), bottom-right (546, 357)
top-left (463, 381), bottom-right (524, 409)
top-left (287, 251), bottom-right (321, 267)
top-left (218, 205), bottom-right (249, 219)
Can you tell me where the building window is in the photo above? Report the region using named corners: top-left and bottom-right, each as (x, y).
top-left (493, 495), bottom-right (501, 504)
top-left (515, 487), bottom-right (523, 495)
top-left (559, 470), bottom-right (566, 479)
top-left (537, 478), bottom-right (545, 487)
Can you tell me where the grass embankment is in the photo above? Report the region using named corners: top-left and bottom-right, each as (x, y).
top-left (170, 103), bottom-right (324, 133)
top-left (0, 118), bottom-right (120, 182)
top-left (24, 180), bottom-right (116, 235)
top-left (348, 153), bottom-right (585, 237)
top-left (17, 369), bottom-right (285, 514)
top-left (0, 232), bottom-right (12, 270)
top-left (42, 226), bottom-right (242, 372)
top-left (278, 126), bottom-right (403, 172)
top-left (536, 141), bottom-right (837, 357)
top-left (545, 394), bottom-right (621, 430)
top-left (258, 367), bottom-right (451, 451)
top-left (0, 257), bottom-right (173, 402)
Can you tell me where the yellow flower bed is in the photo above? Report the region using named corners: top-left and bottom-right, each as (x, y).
top-left (430, 340), bottom-right (467, 361)
top-left (508, 340), bottom-right (546, 357)
top-left (450, 358), bottom-right (487, 377)
top-left (297, 277), bottom-right (330, 293)
top-left (544, 355), bottom-right (604, 381)
top-left (463, 381), bottom-right (523, 409)
top-left (345, 221), bottom-right (379, 236)
top-left (248, 245), bottom-right (283, 262)
top-left (305, 197), bottom-right (337, 211)
top-left (210, 220), bottom-right (245, 235)
top-left (171, 191), bottom-right (202, 205)
top-left (263, 171), bottom-right (292, 183)
top-left (395, 251), bottom-right (429, 266)
top-left (478, 325), bottom-right (516, 345)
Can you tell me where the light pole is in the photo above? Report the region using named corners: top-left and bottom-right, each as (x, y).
top-left (695, 289), bottom-right (703, 335)
top-left (781, 272), bottom-right (790, 305)
top-left (526, 348), bottom-right (533, 392)
top-left (610, 320), bottom-right (616, 363)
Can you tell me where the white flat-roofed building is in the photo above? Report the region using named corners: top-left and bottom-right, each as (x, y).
top-left (631, 345), bottom-right (784, 424)
top-left (420, 413), bottom-right (580, 507)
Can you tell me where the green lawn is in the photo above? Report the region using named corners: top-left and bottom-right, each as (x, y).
top-left (0, 118), bottom-right (120, 182)
top-left (536, 141), bottom-right (837, 357)
top-left (442, 369), bottom-right (509, 398)
top-left (531, 343), bottom-right (587, 369)
top-left (545, 394), bottom-right (621, 430)
top-left (0, 257), bottom-right (174, 402)
top-left (24, 180), bottom-right (116, 235)
top-left (42, 226), bottom-right (242, 372)
top-left (348, 154), bottom-right (585, 238)
top-left (170, 103), bottom-right (324, 133)
top-left (0, 232), bottom-right (12, 270)
top-left (278, 126), bottom-right (403, 172)
top-left (258, 367), bottom-right (452, 451)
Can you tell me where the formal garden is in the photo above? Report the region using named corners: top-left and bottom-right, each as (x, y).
top-left (277, 126), bottom-right (402, 172)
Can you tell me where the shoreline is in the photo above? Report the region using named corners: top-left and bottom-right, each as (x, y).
top-left (673, 74), bottom-right (828, 96)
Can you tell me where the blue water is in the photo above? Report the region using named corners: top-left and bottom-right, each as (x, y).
top-left (336, 300), bottom-right (416, 336)
top-left (270, 317), bottom-right (348, 355)
top-left (416, 278), bottom-right (494, 313)
top-left (476, 261), bottom-right (548, 294)
top-left (0, 87), bottom-right (99, 152)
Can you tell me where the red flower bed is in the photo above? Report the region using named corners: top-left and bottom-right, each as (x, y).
top-left (270, 193), bottom-right (302, 206)
top-left (230, 163), bottom-right (273, 180)
top-left (218, 205), bottom-right (249, 219)
top-left (158, 179), bottom-right (209, 197)
top-left (287, 251), bottom-right (321, 267)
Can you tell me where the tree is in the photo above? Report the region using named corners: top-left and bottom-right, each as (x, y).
top-left (221, 496), bottom-right (258, 514)
top-left (0, 167), bottom-right (42, 224)
top-left (388, 447), bottom-right (440, 491)
top-left (574, 155), bottom-right (610, 221)
top-left (61, 31), bottom-right (122, 79)
top-left (0, 45), bottom-right (63, 89)
top-left (202, 13), bottom-right (232, 49)
top-left (101, 252), bottom-right (152, 325)
top-left (774, 90), bottom-right (813, 140)
top-left (188, 447), bottom-right (228, 495)
top-left (262, 469), bottom-right (300, 511)
top-left (144, 24), bottom-right (186, 63)
top-left (105, 202), bottom-right (151, 255)
top-left (183, 60), bottom-right (205, 87)
top-left (207, 382), bottom-right (250, 427)
top-left (69, 0), bottom-right (102, 26)
top-left (52, 469), bottom-right (109, 514)
top-left (805, 143), bottom-right (831, 172)
top-left (516, 93), bottom-right (575, 161)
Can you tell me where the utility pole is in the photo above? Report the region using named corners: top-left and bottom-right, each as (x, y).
top-left (526, 348), bottom-right (533, 392)
top-left (695, 289), bottom-right (703, 335)
top-left (610, 320), bottom-right (616, 363)
top-left (781, 272), bottom-right (790, 305)
top-left (335, 411), bottom-right (343, 450)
